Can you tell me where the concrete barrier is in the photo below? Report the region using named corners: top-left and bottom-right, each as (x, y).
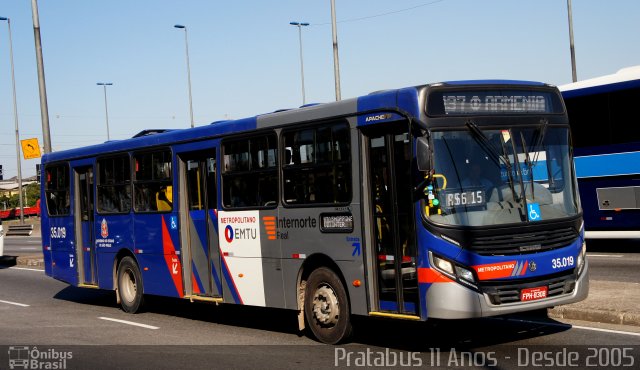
top-left (6, 224), bottom-right (34, 236)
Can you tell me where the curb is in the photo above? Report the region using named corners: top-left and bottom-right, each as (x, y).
top-left (17, 256), bottom-right (45, 268)
top-left (549, 306), bottom-right (640, 327)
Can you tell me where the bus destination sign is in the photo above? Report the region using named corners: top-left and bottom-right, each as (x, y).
top-left (428, 90), bottom-right (562, 116)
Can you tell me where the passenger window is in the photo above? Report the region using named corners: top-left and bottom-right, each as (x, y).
top-left (133, 150), bottom-right (173, 212)
top-left (44, 165), bottom-right (70, 216)
top-left (282, 121), bottom-right (351, 205)
top-left (97, 155), bottom-right (131, 214)
top-left (222, 133), bottom-right (278, 208)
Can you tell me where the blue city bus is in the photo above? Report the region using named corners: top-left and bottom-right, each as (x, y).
top-left (41, 80), bottom-right (588, 344)
top-left (561, 66), bottom-right (640, 239)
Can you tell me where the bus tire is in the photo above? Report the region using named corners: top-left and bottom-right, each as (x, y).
top-left (304, 267), bottom-right (352, 344)
top-left (117, 256), bottom-right (144, 313)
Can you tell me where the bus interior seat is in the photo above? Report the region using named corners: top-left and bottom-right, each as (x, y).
top-left (156, 185), bottom-right (173, 211)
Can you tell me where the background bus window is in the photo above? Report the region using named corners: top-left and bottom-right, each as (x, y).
top-left (97, 155), bottom-right (131, 214)
top-left (282, 122), bottom-right (351, 205)
top-left (222, 133), bottom-right (278, 208)
top-left (45, 165), bottom-right (70, 216)
top-left (133, 150), bottom-right (173, 212)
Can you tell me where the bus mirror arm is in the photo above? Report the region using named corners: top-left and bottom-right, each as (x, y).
top-left (416, 137), bottom-right (431, 172)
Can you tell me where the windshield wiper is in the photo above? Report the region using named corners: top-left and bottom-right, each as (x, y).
top-left (465, 121), bottom-right (501, 167)
top-left (466, 121), bottom-right (519, 203)
top-left (520, 132), bottom-right (535, 200)
top-left (531, 119), bottom-right (548, 167)
top-left (498, 130), bottom-right (521, 204)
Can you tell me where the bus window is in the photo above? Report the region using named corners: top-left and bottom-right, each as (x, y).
top-left (133, 150), bottom-right (172, 212)
top-left (45, 165), bottom-right (70, 216)
top-left (282, 122), bottom-right (351, 205)
top-left (222, 133), bottom-right (278, 208)
top-left (97, 155), bottom-right (131, 214)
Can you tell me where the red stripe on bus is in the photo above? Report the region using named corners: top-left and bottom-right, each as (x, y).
top-left (191, 272), bottom-right (201, 294)
top-left (162, 217), bottom-right (184, 297)
top-left (417, 267), bottom-right (454, 283)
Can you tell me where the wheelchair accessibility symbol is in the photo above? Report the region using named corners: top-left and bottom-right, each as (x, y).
top-left (528, 203), bottom-right (541, 222)
top-left (170, 216), bottom-right (178, 230)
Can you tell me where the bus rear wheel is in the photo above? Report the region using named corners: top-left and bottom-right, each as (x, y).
top-left (304, 267), bottom-right (352, 344)
top-left (117, 256), bottom-right (144, 313)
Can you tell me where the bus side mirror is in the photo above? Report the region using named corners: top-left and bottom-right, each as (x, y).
top-left (416, 137), bottom-right (431, 172)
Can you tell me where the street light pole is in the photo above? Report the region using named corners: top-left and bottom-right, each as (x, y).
top-left (289, 22), bottom-right (310, 105)
top-left (567, 0), bottom-right (578, 82)
top-left (0, 16), bottom-right (25, 224)
top-left (96, 83), bottom-right (113, 140)
top-left (30, 0), bottom-right (52, 153)
top-left (330, 0), bottom-right (342, 101)
top-left (174, 24), bottom-right (195, 128)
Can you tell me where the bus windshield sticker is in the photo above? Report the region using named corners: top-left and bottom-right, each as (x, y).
top-left (527, 203), bottom-right (541, 222)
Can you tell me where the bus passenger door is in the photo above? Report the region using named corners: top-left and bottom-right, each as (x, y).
top-left (74, 166), bottom-right (97, 286)
top-left (364, 128), bottom-right (419, 315)
top-left (179, 153), bottom-right (222, 298)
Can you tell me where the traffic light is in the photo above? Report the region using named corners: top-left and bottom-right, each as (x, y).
top-left (36, 164), bottom-right (41, 183)
top-left (0, 164), bottom-right (3, 181)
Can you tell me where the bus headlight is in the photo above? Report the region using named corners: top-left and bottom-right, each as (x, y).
top-left (455, 266), bottom-right (476, 284)
top-left (432, 254), bottom-right (454, 275)
top-left (576, 241), bottom-right (587, 276)
top-left (430, 252), bottom-right (477, 288)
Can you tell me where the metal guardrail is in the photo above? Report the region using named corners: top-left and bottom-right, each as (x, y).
top-left (6, 224), bottom-right (34, 236)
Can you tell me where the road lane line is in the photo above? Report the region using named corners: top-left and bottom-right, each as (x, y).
top-left (98, 317), bottom-right (159, 330)
top-left (587, 254), bottom-right (624, 258)
top-left (18, 247), bottom-right (39, 250)
top-left (0, 299), bottom-right (30, 307)
top-left (501, 318), bottom-right (640, 337)
top-left (9, 267), bottom-right (44, 272)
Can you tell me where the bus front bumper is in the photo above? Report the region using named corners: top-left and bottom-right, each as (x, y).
top-left (426, 261), bottom-right (589, 319)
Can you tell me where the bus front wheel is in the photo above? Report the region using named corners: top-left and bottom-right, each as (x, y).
top-left (117, 256), bottom-right (144, 313)
top-left (304, 267), bottom-right (352, 344)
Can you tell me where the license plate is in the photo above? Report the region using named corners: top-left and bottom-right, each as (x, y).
top-left (520, 286), bottom-right (548, 302)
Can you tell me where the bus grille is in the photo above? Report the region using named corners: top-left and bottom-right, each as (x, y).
top-left (471, 227), bottom-right (578, 256)
top-left (480, 270), bottom-right (576, 305)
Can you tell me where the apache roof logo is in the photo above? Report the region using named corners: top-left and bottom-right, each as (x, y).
top-left (100, 218), bottom-right (109, 238)
top-left (365, 113), bottom-right (393, 122)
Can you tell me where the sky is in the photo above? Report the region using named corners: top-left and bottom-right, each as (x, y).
top-left (0, 0), bottom-right (639, 179)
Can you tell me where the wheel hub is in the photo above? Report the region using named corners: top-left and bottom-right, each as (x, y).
top-left (312, 285), bottom-right (339, 326)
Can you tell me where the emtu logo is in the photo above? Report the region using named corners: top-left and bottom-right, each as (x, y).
top-left (224, 225), bottom-right (234, 243)
top-left (262, 216), bottom-right (277, 240)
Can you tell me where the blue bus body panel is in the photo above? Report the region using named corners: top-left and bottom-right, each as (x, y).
top-left (573, 143), bottom-right (640, 231)
top-left (133, 213), bottom-right (183, 297)
top-left (95, 214), bottom-right (134, 289)
top-left (575, 151), bottom-right (640, 178)
top-left (42, 117), bottom-right (257, 165)
top-left (356, 87), bottom-right (420, 126)
top-left (562, 78), bottom-right (640, 99)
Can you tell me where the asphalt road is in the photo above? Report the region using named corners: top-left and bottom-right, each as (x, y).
top-left (1, 265), bottom-right (639, 369)
top-left (1, 236), bottom-right (42, 255)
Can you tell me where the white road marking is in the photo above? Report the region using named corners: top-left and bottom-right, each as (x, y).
top-left (9, 267), bottom-right (44, 272)
top-left (587, 254), bottom-right (624, 258)
top-left (0, 299), bottom-right (30, 307)
top-left (18, 247), bottom-right (40, 250)
top-left (98, 317), bottom-right (159, 330)
top-left (503, 318), bottom-right (640, 337)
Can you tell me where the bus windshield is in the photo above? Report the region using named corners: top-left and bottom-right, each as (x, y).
top-left (424, 126), bottom-right (579, 227)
